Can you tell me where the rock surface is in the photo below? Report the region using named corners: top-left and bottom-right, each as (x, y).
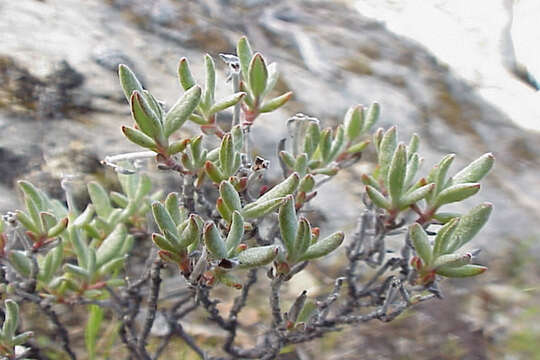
top-left (2, 0), bottom-right (538, 255)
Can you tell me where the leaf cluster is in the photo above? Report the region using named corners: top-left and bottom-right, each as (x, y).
top-left (7, 171), bottom-right (159, 298)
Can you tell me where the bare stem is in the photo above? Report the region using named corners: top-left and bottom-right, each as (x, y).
top-left (138, 259), bottom-right (163, 351)
top-left (270, 276), bottom-right (284, 327)
top-left (119, 321), bottom-right (142, 360)
top-left (171, 322), bottom-right (207, 360)
top-left (224, 269), bottom-right (258, 355)
top-left (243, 125), bottom-right (251, 161)
top-left (39, 302), bottom-right (77, 360)
top-left (182, 174), bottom-right (196, 213)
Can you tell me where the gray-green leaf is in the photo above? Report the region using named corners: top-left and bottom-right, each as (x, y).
top-left (164, 85), bottom-right (202, 137)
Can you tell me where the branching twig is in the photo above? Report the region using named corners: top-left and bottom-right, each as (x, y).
top-left (39, 302), bottom-right (77, 360)
top-left (316, 277), bottom-right (345, 323)
top-left (356, 257), bottom-right (400, 296)
top-left (223, 269), bottom-right (258, 355)
top-left (228, 269), bottom-right (258, 321)
top-left (119, 320), bottom-right (142, 360)
top-left (138, 259), bottom-right (163, 352)
top-left (171, 322), bottom-right (207, 360)
top-left (197, 287), bottom-right (229, 329)
top-left (284, 261), bottom-right (308, 281)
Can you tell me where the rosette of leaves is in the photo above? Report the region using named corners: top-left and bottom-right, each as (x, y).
top-left (200, 175), bottom-right (303, 286)
top-left (83, 173), bottom-right (158, 240)
top-left (363, 128), bottom-right (434, 223)
top-left (204, 126), bottom-right (244, 184)
top-left (60, 224), bottom-right (132, 297)
top-left (178, 54), bottom-right (246, 135)
top-left (235, 36), bottom-right (293, 124)
top-left (118, 64), bottom-right (201, 158)
top-left (216, 174), bottom-right (299, 223)
top-left (151, 193), bottom-right (203, 275)
top-left (279, 104), bottom-right (379, 178)
top-left (151, 191), bottom-right (280, 287)
top-left (201, 174), bottom-right (302, 273)
top-left (203, 216), bottom-right (278, 267)
top-left (202, 212), bottom-right (278, 288)
top-left (0, 300), bottom-right (33, 359)
top-left (363, 127), bottom-right (493, 226)
top-left (277, 196), bottom-right (344, 273)
top-left (409, 203), bottom-right (492, 284)
top-left (422, 152), bottom-right (494, 223)
top-left (15, 181), bottom-right (69, 250)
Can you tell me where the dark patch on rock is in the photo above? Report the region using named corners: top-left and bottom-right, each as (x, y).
top-left (0, 56), bottom-right (90, 119)
top-left (0, 147), bottom-right (31, 186)
top-left (0, 56), bottom-right (44, 114)
top-left (37, 60), bottom-right (90, 119)
top-left (47, 60), bottom-right (84, 90)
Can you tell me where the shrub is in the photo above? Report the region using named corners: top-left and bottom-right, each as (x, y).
top-left (0, 37), bottom-right (494, 359)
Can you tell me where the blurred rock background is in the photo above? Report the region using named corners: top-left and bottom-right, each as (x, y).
top-left (354, 0), bottom-right (540, 131)
top-left (1, 0), bottom-right (539, 358)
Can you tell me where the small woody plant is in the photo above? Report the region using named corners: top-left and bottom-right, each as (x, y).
top-left (0, 37), bottom-right (494, 359)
